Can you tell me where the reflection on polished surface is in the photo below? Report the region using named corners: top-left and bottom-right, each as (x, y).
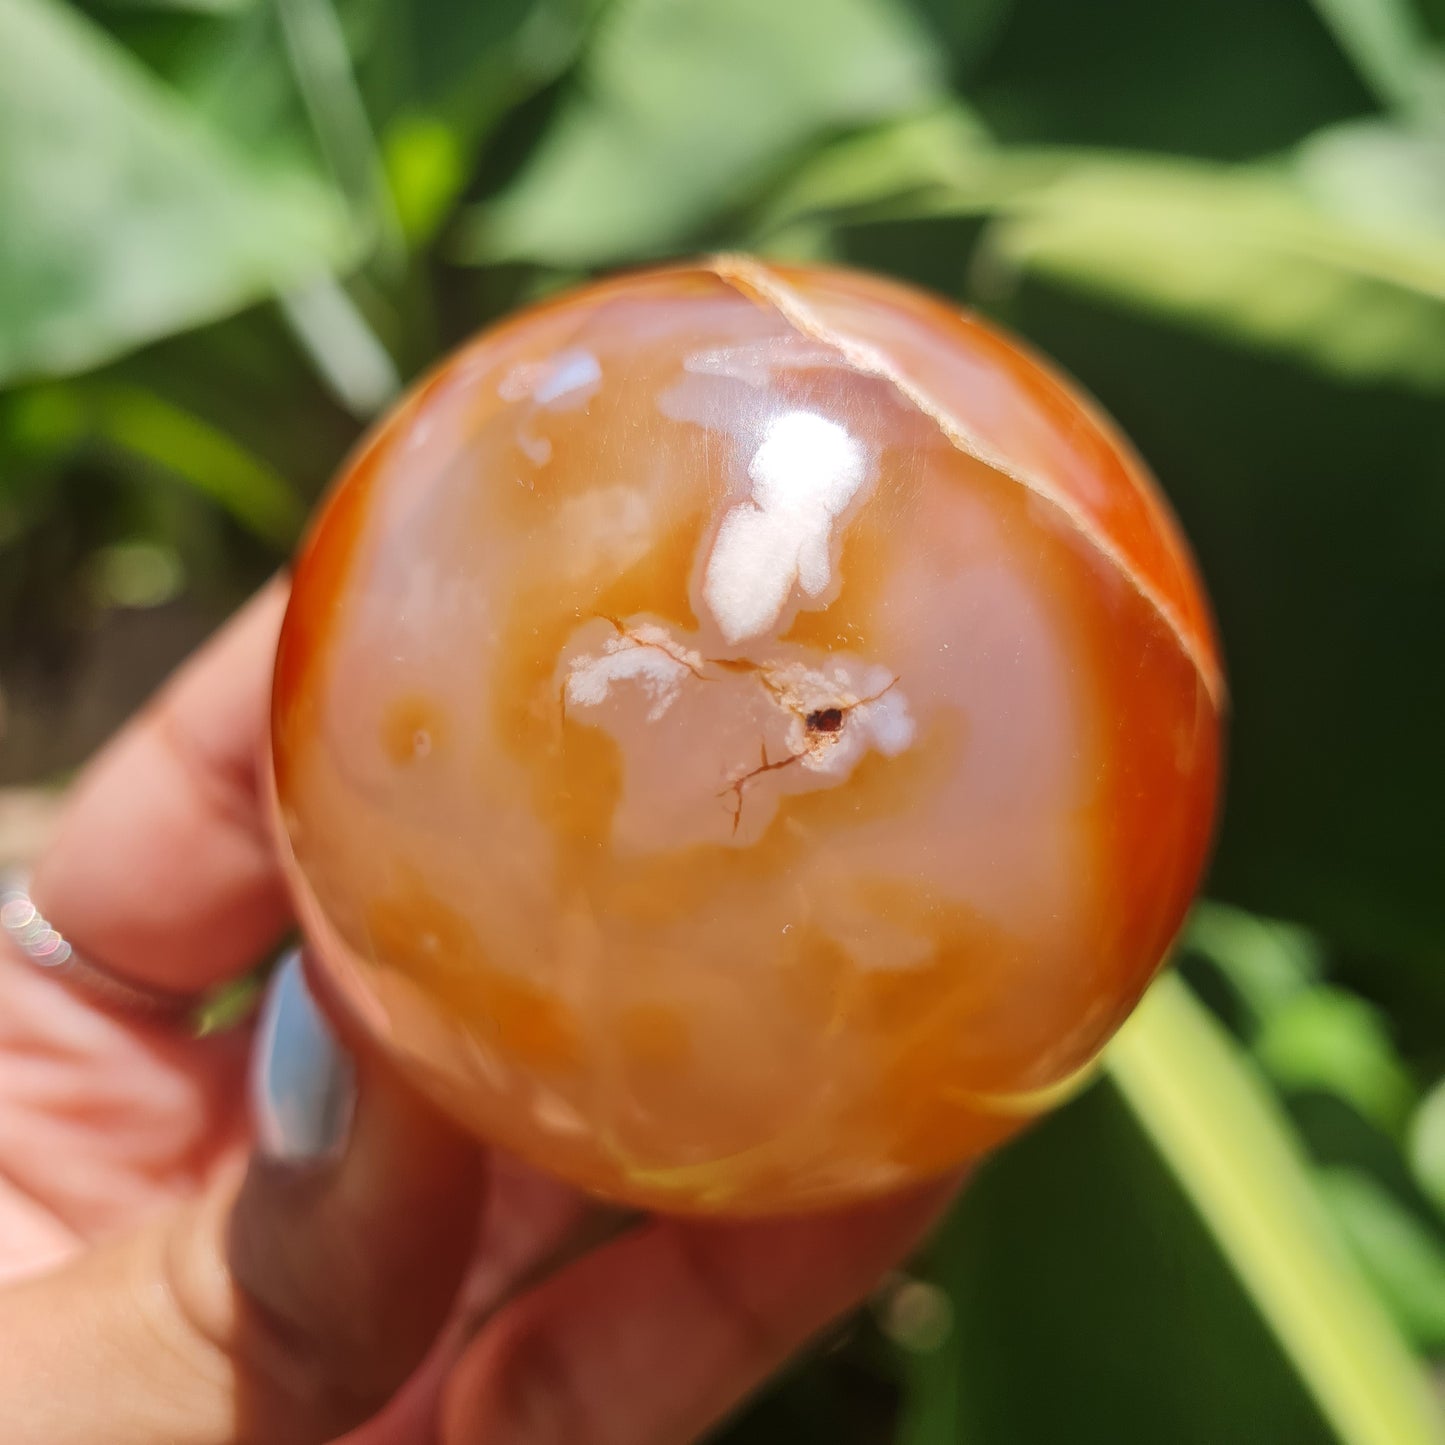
top-left (272, 257), bottom-right (1223, 1214)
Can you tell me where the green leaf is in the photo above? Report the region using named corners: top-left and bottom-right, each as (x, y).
top-left (1307, 0), bottom-right (1443, 115)
top-left (908, 0), bottom-right (1014, 77)
top-left (1296, 117), bottom-right (1445, 235)
top-left (1322, 1167), bottom-right (1445, 1351)
top-left (900, 1080), bottom-right (1334, 1445)
top-left (277, 277), bottom-right (400, 418)
top-left (967, 0), bottom-right (1377, 160)
top-left (274, 0), bottom-right (400, 262)
top-left (382, 113), bottom-right (466, 246)
top-left (1183, 900), bottom-right (1324, 1029)
top-left (1409, 1078), bottom-right (1445, 1217)
top-left (93, 385), bottom-right (304, 546)
top-left (0, 0), bottom-right (355, 385)
top-left (1182, 904), bottom-right (1418, 1138)
top-left (89, 0), bottom-right (254, 12)
top-left (1107, 973), bottom-right (1443, 1445)
top-left (1254, 991), bottom-right (1417, 1138)
top-left (979, 151), bottom-right (1445, 391)
top-left (752, 105), bottom-right (995, 236)
top-left (460, 0), bottom-right (943, 267)
top-left (144, 0), bottom-right (589, 254)
top-left (359, 0), bottom-right (591, 138)
top-left (156, 1), bottom-right (328, 177)
top-left (760, 112), bottom-right (1445, 391)
top-left (361, 0), bottom-right (592, 248)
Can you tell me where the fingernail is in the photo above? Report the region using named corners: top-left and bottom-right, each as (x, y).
top-left (251, 947), bottom-right (356, 1164)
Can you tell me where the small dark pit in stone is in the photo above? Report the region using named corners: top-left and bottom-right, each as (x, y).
top-left (806, 707), bottom-right (845, 734)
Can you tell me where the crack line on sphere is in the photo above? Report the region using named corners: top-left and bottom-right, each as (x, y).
top-left (704, 253), bottom-right (1225, 711)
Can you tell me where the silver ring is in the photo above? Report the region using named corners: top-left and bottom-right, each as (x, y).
top-left (0, 867), bottom-right (200, 1023)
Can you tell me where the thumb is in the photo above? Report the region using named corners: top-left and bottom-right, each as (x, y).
top-left (0, 951), bottom-right (485, 1445)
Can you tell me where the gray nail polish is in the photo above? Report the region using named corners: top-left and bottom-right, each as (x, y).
top-left (251, 948), bottom-right (356, 1164)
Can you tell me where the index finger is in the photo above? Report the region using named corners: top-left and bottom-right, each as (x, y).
top-left (28, 581), bottom-right (292, 994)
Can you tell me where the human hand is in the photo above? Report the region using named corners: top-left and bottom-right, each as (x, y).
top-left (0, 582), bottom-right (956, 1445)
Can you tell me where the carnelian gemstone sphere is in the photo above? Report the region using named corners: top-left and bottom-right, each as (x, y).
top-left (273, 257), bottom-right (1223, 1214)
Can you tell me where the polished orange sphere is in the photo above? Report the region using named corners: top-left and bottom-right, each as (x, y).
top-left (272, 257), bottom-right (1223, 1214)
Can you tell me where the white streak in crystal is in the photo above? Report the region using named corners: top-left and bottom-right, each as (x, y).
top-left (855, 688), bottom-right (915, 756)
top-left (534, 349), bottom-right (602, 405)
top-left (797, 684), bottom-right (916, 777)
top-left (685, 335), bottom-right (842, 387)
top-left (703, 411), bottom-right (866, 644)
top-left (566, 626), bottom-right (702, 721)
top-left (500, 348), bottom-right (602, 409)
top-left (760, 660), bottom-right (916, 777)
top-left (519, 432), bottom-right (552, 465)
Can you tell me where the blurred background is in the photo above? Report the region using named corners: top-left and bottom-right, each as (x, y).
top-left (2, 0), bottom-right (1444, 1439)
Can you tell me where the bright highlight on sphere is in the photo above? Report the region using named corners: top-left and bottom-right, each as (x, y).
top-left (272, 257), bottom-right (1224, 1215)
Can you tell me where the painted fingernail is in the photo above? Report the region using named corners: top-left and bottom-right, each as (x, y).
top-left (251, 947), bottom-right (356, 1164)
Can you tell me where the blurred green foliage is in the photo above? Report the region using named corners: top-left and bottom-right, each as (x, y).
top-left (2, 0), bottom-right (1445, 1439)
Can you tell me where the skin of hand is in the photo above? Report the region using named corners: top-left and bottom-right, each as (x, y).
top-left (0, 581), bottom-right (958, 1445)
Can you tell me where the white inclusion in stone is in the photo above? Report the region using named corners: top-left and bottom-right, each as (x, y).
top-left (763, 660), bottom-right (916, 776)
top-left (703, 411), bottom-right (867, 644)
top-left (519, 432), bottom-right (552, 466)
top-left (499, 348), bottom-right (603, 409)
top-left (854, 686), bottom-right (915, 756)
top-left (534, 348), bottom-right (602, 405)
top-left (802, 683), bottom-right (916, 777)
top-left (565, 625), bottom-right (702, 721)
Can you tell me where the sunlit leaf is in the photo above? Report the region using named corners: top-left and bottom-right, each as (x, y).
top-left (359, 0), bottom-right (594, 246)
top-left (275, 0), bottom-right (400, 261)
top-left (752, 106), bottom-right (993, 235)
top-left (141, 0), bottom-right (589, 257)
top-left (382, 114), bottom-right (465, 246)
top-left (1254, 990), bottom-right (1417, 1138)
top-left (1183, 900), bottom-right (1324, 1028)
top-left (278, 276), bottom-right (400, 418)
top-left (1322, 1167), bottom-right (1445, 1351)
top-left (94, 385), bottom-right (304, 546)
top-left (90, 0), bottom-right (254, 12)
top-left (1107, 973), bottom-right (1443, 1445)
top-left (359, 0), bottom-right (591, 136)
top-left (981, 153), bottom-right (1445, 391)
top-left (1410, 1078), bottom-right (1445, 1217)
top-left (1307, 0), bottom-right (1443, 115)
top-left (1296, 117), bottom-right (1445, 234)
top-left (0, 0), bottom-right (355, 385)
top-left (760, 120), bottom-right (1445, 389)
top-left (460, 0), bottom-right (943, 267)
top-left (0, 384), bottom-right (91, 465)
top-left (1183, 904), bottom-right (1418, 1137)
